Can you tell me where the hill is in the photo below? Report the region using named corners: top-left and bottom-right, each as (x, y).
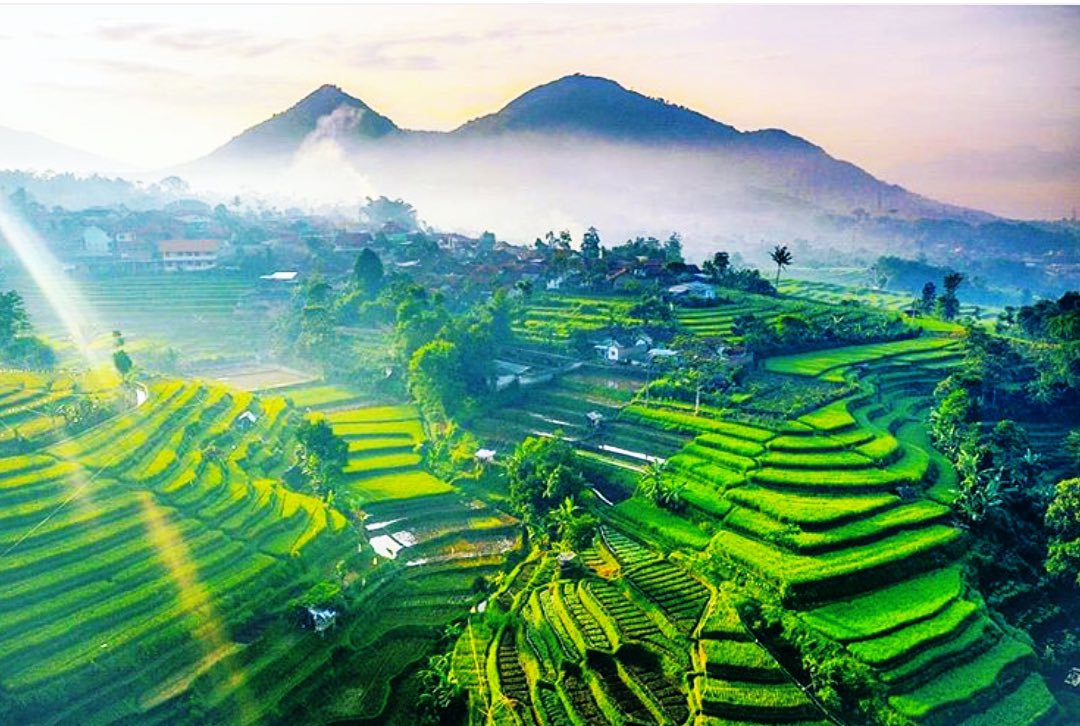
top-left (0, 125), bottom-right (125, 175)
top-left (201, 84), bottom-right (400, 163)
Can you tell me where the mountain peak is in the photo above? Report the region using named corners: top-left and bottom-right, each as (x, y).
top-left (292, 84), bottom-right (363, 115)
top-left (202, 83), bottom-right (399, 163)
top-left (453, 72), bottom-right (741, 144)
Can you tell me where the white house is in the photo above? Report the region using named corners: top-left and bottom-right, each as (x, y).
top-left (667, 281), bottom-right (718, 302)
top-left (82, 226), bottom-right (113, 257)
top-left (593, 337), bottom-right (650, 364)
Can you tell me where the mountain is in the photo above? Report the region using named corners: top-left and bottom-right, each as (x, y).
top-left (185, 75), bottom-right (994, 244)
top-left (201, 84), bottom-right (400, 163)
top-left (454, 74), bottom-right (745, 145)
top-left (0, 125), bottom-right (124, 175)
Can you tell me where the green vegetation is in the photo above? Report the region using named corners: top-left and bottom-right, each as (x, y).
top-left (1, 243), bottom-right (1069, 726)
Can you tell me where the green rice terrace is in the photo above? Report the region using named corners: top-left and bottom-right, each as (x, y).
top-left (0, 371), bottom-right (516, 724)
top-left (0, 282), bottom-right (1072, 726)
top-left (453, 290), bottom-right (1067, 725)
top-left (0, 269), bottom-right (268, 360)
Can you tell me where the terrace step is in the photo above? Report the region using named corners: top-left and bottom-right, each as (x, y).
top-left (888, 636), bottom-right (1036, 725)
top-left (723, 499), bottom-right (949, 555)
top-left (954, 672), bottom-right (1059, 726)
top-left (713, 524), bottom-right (964, 606)
top-left (694, 675), bottom-right (822, 721)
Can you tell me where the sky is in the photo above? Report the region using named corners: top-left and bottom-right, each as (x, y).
top-left (0, 4), bottom-right (1077, 220)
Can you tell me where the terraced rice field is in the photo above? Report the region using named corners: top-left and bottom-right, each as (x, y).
top-left (454, 522), bottom-right (828, 726)
top-left (653, 333), bottom-right (1057, 723)
top-left (318, 404), bottom-right (456, 505)
top-left (511, 294), bottom-right (642, 346)
top-left (673, 288), bottom-right (908, 341)
top-left (472, 364), bottom-right (690, 495)
top-left (0, 374), bottom-right (358, 724)
top-left (0, 368), bottom-right (527, 725)
top-left (779, 278), bottom-right (989, 322)
top-left (3, 270), bottom-right (266, 360)
top-left (491, 322), bottom-right (1056, 724)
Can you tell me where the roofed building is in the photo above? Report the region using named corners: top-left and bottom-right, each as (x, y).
top-left (157, 239), bottom-right (221, 272)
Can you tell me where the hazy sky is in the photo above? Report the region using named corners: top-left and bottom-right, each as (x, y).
top-left (0, 4), bottom-right (1077, 219)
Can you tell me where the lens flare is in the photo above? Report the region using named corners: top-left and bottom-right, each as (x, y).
top-left (0, 198), bottom-right (104, 365)
top-left (135, 490), bottom-right (256, 720)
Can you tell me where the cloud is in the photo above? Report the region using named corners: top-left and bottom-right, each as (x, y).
top-left (79, 58), bottom-right (178, 77)
top-left (95, 22), bottom-right (164, 42)
top-left (94, 21), bottom-right (290, 58)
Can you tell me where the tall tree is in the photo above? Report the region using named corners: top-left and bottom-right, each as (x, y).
top-left (505, 435), bottom-right (584, 525)
top-left (664, 232), bottom-right (684, 264)
top-left (702, 251), bottom-right (730, 282)
top-left (769, 244), bottom-right (793, 286)
top-left (920, 281), bottom-right (937, 314)
top-left (937, 272), bottom-right (965, 321)
top-left (581, 226), bottom-right (601, 263)
top-left (353, 248), bottom-right (384, 297)
top-left (0, 290), bottom-right (30, 345)
top-left (295, 418), bottom-right (348, 500)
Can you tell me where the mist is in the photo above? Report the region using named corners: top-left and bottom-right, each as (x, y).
top-left (172, 118), bottom-right (921, 264)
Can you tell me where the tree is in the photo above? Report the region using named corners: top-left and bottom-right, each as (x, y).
top-left (702, 251), bottom-right (730, 282)
top-left (294, 419), bottom-right (348, 500)
top-left (937, 272), bottom-right (965, 321)
top-left (360, 196), bottom-right (419, 231)
top-left (1046, 477), bottom-right (1080, 587)
top-left (581, 227), bottom-right (601, 263)
top-left (0, 291), bottom-right (30, 345)
top-left (416, 652), bottom-right (463, 726)
top-left (769, 245), bottom-right (793, 286)
top-left (505, 436), bottom-right (585, 525)
top-left (637, 462), bottom-right (686, 512)
top-left (112, 350), bottom-right (133, 377)
top-left (353, 248), bottom-right (384, 297)
top-left (664, 232), bottom-right (684, 263)
top-left (111, 329), bottom-right (133, 377)
top-left (408, 339), bottom-right (466, 422)
top-left (920, 281), bottom-right (937, 314)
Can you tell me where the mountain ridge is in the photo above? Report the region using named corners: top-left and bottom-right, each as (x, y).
top-left (186, 73), bottom-right (995, 225)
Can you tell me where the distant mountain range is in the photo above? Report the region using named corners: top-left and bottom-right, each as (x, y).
top-left (194, 74), bottom-right (992, 231)
top-left (1, 74), bottom-right (999, 251)
top-left (0, 125), bottom-right (125, 175)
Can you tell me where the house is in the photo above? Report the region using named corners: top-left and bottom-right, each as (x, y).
top-left (234, 410), bottom-right (258, 430)
top-left (157, 239), bottom-right (221, 271)
top-left (475, 448), bottom-right (497, 464)
top-left (259, 271), bottom-right (300, 284)
top-left (593, 337), bottom-right (649, 365)
top-left (586, 411), bottom-right (605, 427)
top-left (667, 281), bottom-right (718, 302)
top-left (115, 234), bottom-right (155, 272)
top-left (81, 226), bottom-right (113, 257)
top-left (333, 231), bottom-right (374, 252)
top-left (302, 606), bottom-right (338, 634)
top-left (1066, 668), bottom-right (1080, 688)
top-left (493, 359), bottom-right (531, 391)
top-left (647, 348), bottom-right (680, 364)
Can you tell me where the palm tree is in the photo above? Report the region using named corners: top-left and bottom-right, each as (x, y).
top-left (769, 244), bottom-right (793, 286)
top-left (550, 496), bottom-right (580, 542)
top-left (637, 461), bottom-right (666, 502)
